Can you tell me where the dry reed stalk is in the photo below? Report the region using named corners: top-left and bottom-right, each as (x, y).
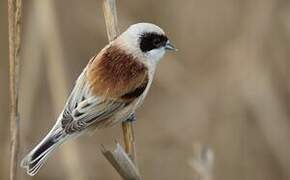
top-left (102, 0), bottom-right (138, 164)
top-left (101, 0), bottom-right (141, 179)
top-left (103, 0), bottom-right (119, 42)
top-left (101, 143), bottom-right (141, 180)
top-left (8, 0), bottom-right (22, 179)
top-left (121, 122), bottom-right (137, 165)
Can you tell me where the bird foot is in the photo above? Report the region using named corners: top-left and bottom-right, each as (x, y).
top-left (126, 113), bottom-right (137, 122)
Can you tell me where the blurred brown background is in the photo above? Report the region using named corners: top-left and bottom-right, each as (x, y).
top-left (1, 0), bottom-right (290, 179)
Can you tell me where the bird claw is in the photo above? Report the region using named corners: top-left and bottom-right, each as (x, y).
top-left (126, 113), bottom-right (137, 122)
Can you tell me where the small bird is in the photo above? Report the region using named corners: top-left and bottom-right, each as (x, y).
top-left (21, 22), bottom-right (177, 176)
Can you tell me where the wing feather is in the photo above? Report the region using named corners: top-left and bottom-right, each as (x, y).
top-left (60, 70), bottom-right (125, 134)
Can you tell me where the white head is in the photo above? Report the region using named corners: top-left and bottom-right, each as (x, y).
top-left (117, 23), bottom-right (177, 65)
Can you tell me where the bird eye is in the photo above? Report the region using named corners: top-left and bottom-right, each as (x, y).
top-left (140, 33), bottom-right (168, 52)
top-left (152, 38), bottom-right (162, 47)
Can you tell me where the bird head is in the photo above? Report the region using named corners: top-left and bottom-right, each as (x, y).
top-left (116, 23), bottom-right (177, 66)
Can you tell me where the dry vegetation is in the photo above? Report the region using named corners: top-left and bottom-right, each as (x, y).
top-left (1, 0), bottom-right (290, 179)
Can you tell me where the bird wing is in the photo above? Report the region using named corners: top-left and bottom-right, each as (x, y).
top-left (62, 96), bottom-right (126, 134)
top-left (61, 46), bottom-right (149, 134)
top-left (60, 69), bottom-right (125, 134)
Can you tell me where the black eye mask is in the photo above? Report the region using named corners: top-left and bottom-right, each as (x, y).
top-left (139, 32), bottom-right (168, 52)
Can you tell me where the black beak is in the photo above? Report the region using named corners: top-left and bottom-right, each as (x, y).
top-left (165, 41), bottom-right (178, 51)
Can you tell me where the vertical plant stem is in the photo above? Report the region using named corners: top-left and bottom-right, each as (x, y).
top-left (102, 0), bottom-right (119, 41)
top-left (122, 122), bottom-right (137, 164)
top-left (8, 0), bottom-right (22, 180)
top-left (102, 0), bottom-right (138, 165)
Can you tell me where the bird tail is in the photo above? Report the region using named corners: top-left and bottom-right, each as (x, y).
top-left (21, 128), bottom-right (66, 176)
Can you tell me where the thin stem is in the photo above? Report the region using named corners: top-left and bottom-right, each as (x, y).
top-left (122, 122), bottom-right (137, 165)
top-left (102, 0), bottom-right (119, 41)
top-left (102, 0), bottom-right (138, 165)
top-left (8, 0), bottom-right (22, 180)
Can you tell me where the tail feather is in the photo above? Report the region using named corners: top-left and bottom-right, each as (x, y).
top-left (21, 131), bottom-right (65, 176)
